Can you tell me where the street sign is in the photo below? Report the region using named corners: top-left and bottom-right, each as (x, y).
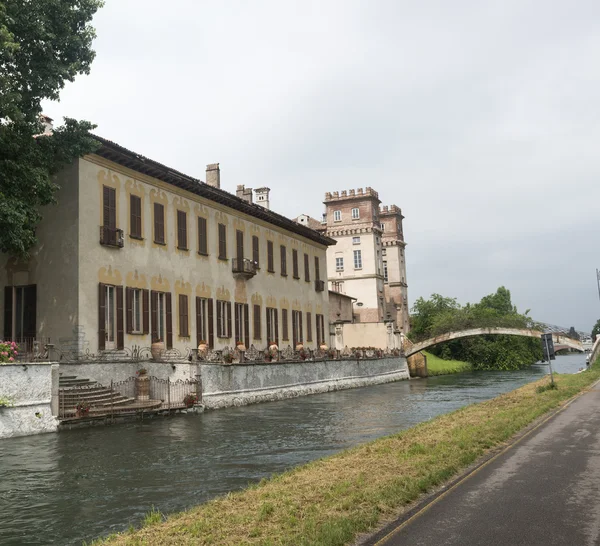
top-left (541, 333), bottom-right (556, 361)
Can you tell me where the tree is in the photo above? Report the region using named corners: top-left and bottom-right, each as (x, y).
top-left (592, 320), bottom-right (600, 341)
top-left (0, 0), bottom-right (103, 256)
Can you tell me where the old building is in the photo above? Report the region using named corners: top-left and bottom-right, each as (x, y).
top-left (1, 136), bottom-right (335, 355)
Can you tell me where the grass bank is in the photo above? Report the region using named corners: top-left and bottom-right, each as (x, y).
top-left (424, 351), bottom-right (472, 376)
top-left (95, 364), bottom-right (600, 546)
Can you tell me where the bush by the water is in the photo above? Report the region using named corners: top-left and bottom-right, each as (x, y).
top-left (409, 287), bottom-right (543, 371)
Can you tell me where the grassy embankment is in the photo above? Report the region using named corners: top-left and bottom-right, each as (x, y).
top-left (423, 351), bottom-right (472, 376)
top-left (95, 361), bottom-right (600, 546)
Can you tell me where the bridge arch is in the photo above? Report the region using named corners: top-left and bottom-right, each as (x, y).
top-left (404, 327), bottom-right (583, 357)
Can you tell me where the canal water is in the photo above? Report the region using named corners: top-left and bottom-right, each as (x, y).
top-left (0, 354), bottom-right (587, 545)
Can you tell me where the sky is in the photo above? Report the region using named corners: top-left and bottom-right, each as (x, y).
top-left (43, 0), bottom-right (600, 332)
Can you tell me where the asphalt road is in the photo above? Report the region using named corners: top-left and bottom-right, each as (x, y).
top-left (374, 381), bottom-right (600, 546)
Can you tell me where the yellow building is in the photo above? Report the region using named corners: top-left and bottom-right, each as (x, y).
top-left (1, 136), bottom-right (334, 356)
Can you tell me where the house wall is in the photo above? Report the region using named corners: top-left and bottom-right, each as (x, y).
top-left (336, 322), bottom-right (391, 349)
top-left (76, 156), bottom-right (330, 354)
top-left (0, 163), bottom-right (80, 345)
top-left (328, 291), bottom-right (354, 323)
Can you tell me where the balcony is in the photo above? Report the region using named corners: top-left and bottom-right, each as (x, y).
top-left (232, 258), bottom-right (257, 279)
top-left (100, 226), bottom-right (124, 248)
top-left (315, 280), bottom-right (325, 292)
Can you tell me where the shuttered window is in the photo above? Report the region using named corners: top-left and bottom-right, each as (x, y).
top-left (292, 249), bottom-right (299, 279)
top-left (154, 203), bottom-right (165, 244)
top-left (196, 298), bottom-right (214, 348)
top-left (306, 312), bottom-right (312, 342)
top-left (177, 210), bottom-right (188, 250)
top-left (267, 241), bottom-right (274, 272)
top-left (280, 245), bottom-right (287, 276)
top-left (314, 256), bottom-right (320, 281)
top-left (216, 300), bottom-right (232, 337)
top-left (292, 310), bottom-right (303, 346)
top-left (234, 303), bottom-right (250, 348)
top-left (281, 309), bottom-right (289, 341)
top-left (218, 223), bottom-right (227, 259)
top-left (198, 217), bottom-right (208, 255)
top-left (304, 253), bottom-right (310, 282)
top-left (103, 186), bottom-right (116, 229)
top-left (252, 236), bottom-right (259, 267)
top-left (266, 307), bottom-right (279, 345)
top-left (130, 195), bottom-right (142, 238)
top-left (316, 314), bottom-right (325, 345)
top-left (253, 304), bottom-right (261, 340)
top-left (178, 294), bottom-right (189, 337)
top-left (236, 230), bottom-right (244, 261)
top-left (126, 287), bottom-right (148, 334)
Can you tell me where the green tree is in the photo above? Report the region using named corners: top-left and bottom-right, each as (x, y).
top-left (0, 0), bottom-right (103, 256)
top-left (592, 320), bottom-right (600, 341)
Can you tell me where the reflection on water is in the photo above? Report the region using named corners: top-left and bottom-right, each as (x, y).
top-left (0, 354), bottom-right (586, 545)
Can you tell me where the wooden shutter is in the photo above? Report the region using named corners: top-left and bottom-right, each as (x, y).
top-left (126, 287), bottom-right (133, 334)
top-left (304, 254), bottom-right (310, 281)
top-left (3, 286), bottom-right (12, 340)
top-left (282, 309), bottom-right (288, 341)
top-left (244, 304), bottom-right (250, 349)
top-left (130, 195), bottom-right (142, 238)
top-left (226, 301), bottom-right (232, 338)
top-left (103, 186), bottom-right (116, 229)
top-left (22, 284), bottom-right (36, 340)
top-left (218, 223), bottom-right (227, 259)
top-left (274, 309), bottom-right (279, 345)
top-left (177, 210), bottom-right (187, 249)
top-left (166, 292), bottom-right (173, 348)
top-left (280, 245), bottom-right (287, 276)
top-left (267, 241), bottom-right (274, 272)
top-left (151, 291), bottom-right (158, 342)
top-left (292, 249), bottom-right (299, 278)
top-left (292, 311), bottom-right (297, 347)
top-left (154, 203), bottom-right (165, 244)
top-left (207, 298), bottom-right (214, 348)
top-left (179, 294), bottom-right (189, 337)
top-left (253, 304), bottom-right (261, 340)
top-left (98, 283), bottom-right (106, 350)
top-left (306, 312), bottom-right (312, 342)
top-left (116, 286), bottom-right (124, 349)
top-left (236, 230), bottom-right (244, 262)
top-left (266, 308), bottom-right (271, 344)
top-left (198, 217), bottom-right (208, 255)
top-left (299, 311), bottom-right (303, 343)
top-left (216, 301), bottom-right (223, 337)
top-left (142, 289), bottom-right (149, 334)
top-left (314, 256), bottom-right (320, 281)
top-left (234, 304), bottom-right (240, 342)
top-left (252, 236), bottom-right (259, 266)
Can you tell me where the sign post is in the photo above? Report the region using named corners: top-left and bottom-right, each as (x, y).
top-left (541, 332), bottom-right (555, 386)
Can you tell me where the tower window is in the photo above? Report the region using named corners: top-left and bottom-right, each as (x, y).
top-left (333, 210), bottom-right (341, 222)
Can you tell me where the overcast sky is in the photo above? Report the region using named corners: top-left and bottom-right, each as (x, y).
top-left (43, 0), bottom-right (600, 332)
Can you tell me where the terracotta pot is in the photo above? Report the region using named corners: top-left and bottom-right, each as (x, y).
top-left (151, 341), bottom-right (165, 361)
top-left (135, 374), bottom-right (150, 401)
top-left (296, 343), bottom-right (304, 351)
top-left (319, 343), bottom-right (328, 351)
top-left (197, 342), bottom-right (207, 353)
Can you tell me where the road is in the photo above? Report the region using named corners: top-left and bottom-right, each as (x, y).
top-left (372, 381), bottom-right (600, 546)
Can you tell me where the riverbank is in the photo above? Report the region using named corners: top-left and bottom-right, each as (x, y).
top-left (95, 361), bottom-right (600, 546)
top-left (423, 351), bottom-right (472, 376)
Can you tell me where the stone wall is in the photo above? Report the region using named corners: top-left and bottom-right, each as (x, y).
top-left (0, 363), bottom-right (59, 439)
top-left (199, 356), bottom-right (409, 409)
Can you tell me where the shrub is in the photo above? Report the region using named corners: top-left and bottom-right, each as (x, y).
top-left (0, 341), bottom-right (18, 364)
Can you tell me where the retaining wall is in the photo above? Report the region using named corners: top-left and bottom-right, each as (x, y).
top-left (199, 356), bottom-right (410, 409)
top-left (0, 363), bottom-right (59, 439)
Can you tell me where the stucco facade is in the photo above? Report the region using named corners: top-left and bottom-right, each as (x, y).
top-left (1, 138), bottom-right (334, 356)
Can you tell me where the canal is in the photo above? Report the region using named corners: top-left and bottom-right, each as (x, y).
top-left (0, 354), bottom-right (586, 545)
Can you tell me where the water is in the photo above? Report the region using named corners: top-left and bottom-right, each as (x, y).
top-left (0, 354), bottom-right (586, 545)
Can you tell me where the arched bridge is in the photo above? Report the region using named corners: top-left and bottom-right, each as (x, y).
top-left (404, 327), bottom-right (583, 357)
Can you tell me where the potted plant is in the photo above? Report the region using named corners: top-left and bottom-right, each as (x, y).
top-left (183, 393), bottom-right (198, 408)
top-left (151, 338), bottom-right (165, 361)
top-left (0, 340), bottom-right (18, 363)
top-left (236, 340), bottom-right (246, 351)
top-left (197, 340), bottom-right (208, 354)
top-left (319, 342), bottom-right (328, 351)
top-left (295, 342), bottom-right (304, 351)
top-left (222, 350), bottom-right (234, 364)
top-left (75, 400), bottom-right (90, 418)
top-left (268, 342), bottom-right (279, 361)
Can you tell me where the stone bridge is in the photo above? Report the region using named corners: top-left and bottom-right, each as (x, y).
top-left (404, 327), bottom-right (583, 357)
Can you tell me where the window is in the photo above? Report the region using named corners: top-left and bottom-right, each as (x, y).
top-left (266, 307), bottom-right (279, 345)
top-left (382, 248), bottom-right (386, 256)
top-left (353, 250), bottom-right (362, 269)
top-left (126, 287), bottom-right (148, 334)
top-left (252, 236), bottom-right (260, 267)
top-left (282, 309), bottom-right (289, 340)
top-left (314, 256), bottom-right (320, 281)
top-left (333, 210), bottom-right (341, 222)
top-left (130, 195), bottom-right (142, 239)
top-left (316, 314), bottom-right (325, 345)
top-left (336, 257), bottom-right (344, 271)
top-left (253, 304), bottom-right (261, 340)
top-left (218, 223), bottom-right (227, 259)
top-left (236, 230), bottom-right (244, 262)
top-left (351, 207), bottom-right (359, 219)
top-left (198, 217), bottom-right (208, 255)
top-left (267, 241), bottom-right (274, 272)
top-left (216, 300), bottom-right (232, 338)
top-left (380, 223), bottom-right (385, 231)
top-left (234, 303), bottom-right (249, 347)
top-left (280, 245), bottom-right (287, 276)
top-left (304, 253), bottom-right (310, 281)
top-left (103, 284), bottom-right (117, 349)
top-left (352, 236), bottom-right (360, 245)
top-left (195, 297), bottom-right (212, 347)
top-left (177, 210), bottom-right (188, 250)
top-left (150, 290), bottom-right (172, 348)
top-left (332, 281), bottom-right (344, 293)
top-left (103, 186), bottom-right (117, 230)
top-left (292, 249), bottom-right (299, 279)
top-left (154, 203), bottom-right (165, 244)
top-left (383, 261), bottom-right (388, 283)
top-left (292, 310), bottom-right (303, 347)
top-left (4, 285), bottom-right (36, 343)
top-left (178, 294), bottom-right (189, 337)
top-left (306, 312), bottom-right (312, 342)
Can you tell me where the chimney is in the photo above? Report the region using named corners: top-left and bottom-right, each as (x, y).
top-left (206, 163), bottom-right (220, 188)
top-left (254, 187), bottom-right (271, 210)
top-left (236, 184), bottom-right (253, 203)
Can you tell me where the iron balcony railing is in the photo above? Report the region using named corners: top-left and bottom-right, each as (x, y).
top-left (232, 258), bottom-right (257, 278)
top-left (315, 279), bottom-right (325, 292)
top-left (99, 226), bottom-right (124, 248)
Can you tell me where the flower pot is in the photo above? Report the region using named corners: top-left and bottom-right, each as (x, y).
top-left (151, 341), bottom-right (165, 361)
top-left (135, 374), bottom-right (150, 401)
top-left (319, 343), bottom-right (328, 351)
top-left (296, 343), bottom-right (304, 351)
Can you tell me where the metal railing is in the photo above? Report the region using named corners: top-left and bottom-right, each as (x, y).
top-left (0, 337), bottom-right (51, 361)
top-left (232, 258), bottom-right (257, 277)
top-left (99, 225), bottom-right (124, 248)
